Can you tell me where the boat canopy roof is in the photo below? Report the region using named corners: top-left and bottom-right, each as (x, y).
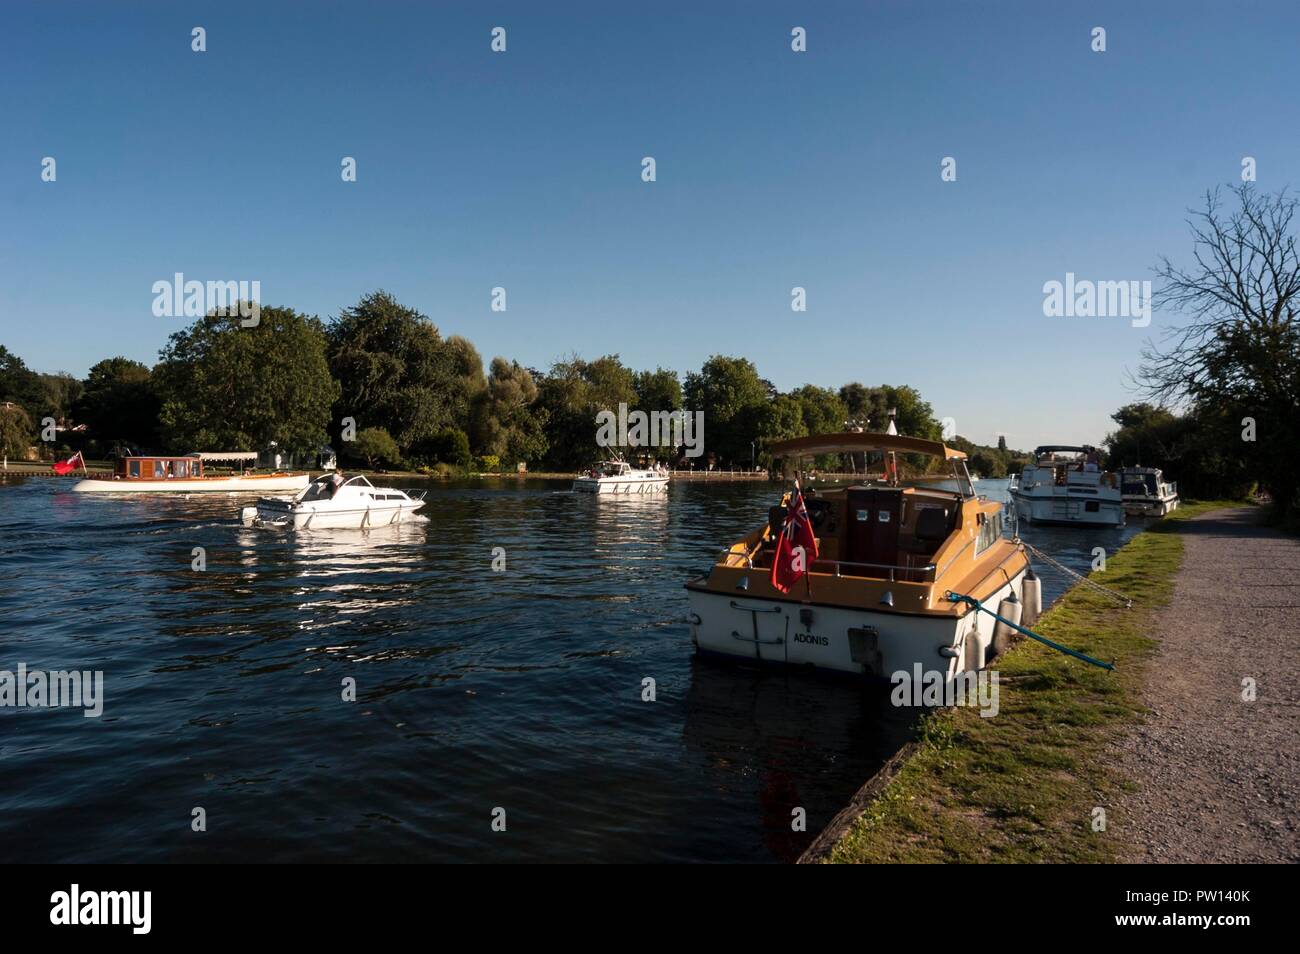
top-left (192, 451), bottom-right (257, 461)
top-left (768, 431), bottom-right (967, 461)
top-left (1034, 445), bottom-right (1095, 456)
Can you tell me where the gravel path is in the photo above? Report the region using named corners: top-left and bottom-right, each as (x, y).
top-left (1114, 507), bottom-right (1300, 863)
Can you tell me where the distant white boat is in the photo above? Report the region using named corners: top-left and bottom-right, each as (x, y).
top-left (573, 460), bottom-right (668, 494)
top-left (1011, 445), bottom-right (1125, 528)
top-left (1120, 466), bottom-right (1179, 516)
top-left (242, 474), bottom-right (426, 529)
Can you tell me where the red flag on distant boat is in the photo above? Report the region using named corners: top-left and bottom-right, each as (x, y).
top-left (770, 482), bottom-right (820, 594)
top-left (52, 451), bottom-right (84, 476)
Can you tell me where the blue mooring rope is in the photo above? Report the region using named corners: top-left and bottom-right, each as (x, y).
top-left (944, 591), bottom-right (1115, 671)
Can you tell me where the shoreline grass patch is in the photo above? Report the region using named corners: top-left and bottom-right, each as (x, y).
top-left (827, 500), bottom-right (1242, 864)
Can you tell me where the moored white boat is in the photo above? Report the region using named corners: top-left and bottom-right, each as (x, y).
top-left (72, 454), bottom-right (309, 493)
top-left (573, 460), bottom-right (668, 494)
top-left (1011, 445), bottom-right (1125, 528)
top-left (1120, 466), bottom-right (1179, 516)
top-left (242, 474), bottom-right (425, 529)
top-left (685, 432), bottom-right (1032, 682)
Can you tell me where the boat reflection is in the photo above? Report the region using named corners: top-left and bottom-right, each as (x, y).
top-left (681, 655), bottom-right (921, 862)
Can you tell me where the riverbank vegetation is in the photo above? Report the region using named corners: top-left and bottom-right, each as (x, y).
top-left (824, 499), bottom-right (1240, 864)
top-left (1, 291), bottom-right (991, 475)
top-left (1115, 186), bottom-right (1300, 527)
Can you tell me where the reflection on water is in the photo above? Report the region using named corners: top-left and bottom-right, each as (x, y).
top-left (0, 475), bottom-right (1135, 862)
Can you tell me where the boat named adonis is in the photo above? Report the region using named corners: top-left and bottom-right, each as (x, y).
top-left (685, 433), bottom-right (1033, 682)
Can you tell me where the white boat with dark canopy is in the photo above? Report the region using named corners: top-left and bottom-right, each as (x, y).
top-left (573, 459), bottom-right (669, 494)
top-left (1010, 445), bottom-right (1125, 528)
top-left (685, 432), bottom-right (1034, 682)
top-left (242, 474), bottom-right (426, 529)
top-left (1119, 466), bottom-right (1179, 517)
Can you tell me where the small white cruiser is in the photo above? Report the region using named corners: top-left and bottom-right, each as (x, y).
top-left (1011, 445), bottom-right (1125, 528)
top-left (573, 459), bottom-right (669, 495)
top-left (242, 473), bottom-right (426, 529)
top-left (1120, 466), bottom-right (1180, 517)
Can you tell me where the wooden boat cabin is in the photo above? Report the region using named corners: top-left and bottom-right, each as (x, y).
top-left (114, 455), bottom-right (205, 480)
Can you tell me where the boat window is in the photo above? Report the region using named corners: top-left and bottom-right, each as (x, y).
top-left (154, 460), bottom-right (168, 478)
top-left (128, 460), bottom-right (141, 478)
top-left (975, 511), bottom-right (1002, 555)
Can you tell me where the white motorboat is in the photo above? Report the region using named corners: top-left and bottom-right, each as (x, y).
top-left (242, 474), bottom-right (426, 529)
top-left (1010, 445), bottom-right (1125, 528)
top-left (72, 454), bottom-right (309, 493)
top-left (573, 460), bottom-right (669, 494)
top-left (1120, 466), bottom-right (1179, 516)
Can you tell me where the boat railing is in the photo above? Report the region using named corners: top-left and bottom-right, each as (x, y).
top-left (815, 558), bottom-right (936, 582)
top-left (714, 547), bottom-right (754, 568)
top-left (714, 546), bottom-right (936, 581)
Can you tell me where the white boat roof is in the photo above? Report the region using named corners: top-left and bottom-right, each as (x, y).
top-left (193, 451), bottom-right (257, 461)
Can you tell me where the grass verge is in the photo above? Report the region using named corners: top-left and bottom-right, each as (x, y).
top-left (826, 499), bottom-right (1243, 864)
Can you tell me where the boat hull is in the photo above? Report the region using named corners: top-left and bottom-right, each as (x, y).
top-left (73, 473), bottom-right (311, 494)
top-left (1122, 496), bottom-right (1179, 517)
top-left (686, 569), bottom-right (1024, 680)
top-left (1012, 492), bottom-right (1125, 528)
top-left (572, 477), bottom-right (668, 494)
top-left (250, 501), bottom-right (425, 530)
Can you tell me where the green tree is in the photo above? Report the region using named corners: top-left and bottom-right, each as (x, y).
top-left (683, 355), bottom-right (768, 466)
top-left (71, 357), bottom-right (160, 449)
top-left (0, 402), bottom-right (35, 459)
top-left (835, 382), bottom-right (940, 439)
top-left (787, 385), bottom-right (847, 469)
top-left (534, 354), bottom-right (638, 469)
top-left (425, 428), bottom-right (471, 467)
top-left (327, 291), bottom-right (475, 456)
top-left (633, 367), bottom-right (683, 412)
top-left (0, 346), bottom-right (47, 415)
top-left (837, 382), bottom-right (868, 420)
top-left (351, 427), bottom-right (400, 469)
top-left (1142, 185), bottom-right (1300, 517)
top-left (969, 449), bottom-right (1008, 478)
top-left (471, 358), bottom-right (546, 466)
top-left (1104, 403), bottom-right (1179, 467)
top-left (754, 393), bottom-right (808, 466)
top-left (154, 307), bottom-right (339, 454)
top-left (38, 372), bottom-right (82, 423)
top-left (1104, 403), bottom-right (1253, 500)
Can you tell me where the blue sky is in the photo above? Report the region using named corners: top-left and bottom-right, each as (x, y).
top-left (2, 0), bottom-right (1296, 449)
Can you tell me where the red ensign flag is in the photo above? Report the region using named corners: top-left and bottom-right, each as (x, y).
top-left (52, 451), bottom-right (84, 476)
top-left (770, 484), bottom-right (819, 594)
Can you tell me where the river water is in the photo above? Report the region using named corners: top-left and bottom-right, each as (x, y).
top-left (0, 476), bottom-right (1138, 862)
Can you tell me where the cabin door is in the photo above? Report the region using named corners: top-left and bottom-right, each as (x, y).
top-left (845, 488), bottom-right (902, 570)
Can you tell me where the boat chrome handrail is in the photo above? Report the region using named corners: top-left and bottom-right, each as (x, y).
top-left (812, 558), bottom-right (936, 582)
top-left (714, 547), bottom-right (754, 568)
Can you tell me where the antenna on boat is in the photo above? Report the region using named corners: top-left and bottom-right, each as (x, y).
top-left (885, 408), bottom-right (899, 486)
